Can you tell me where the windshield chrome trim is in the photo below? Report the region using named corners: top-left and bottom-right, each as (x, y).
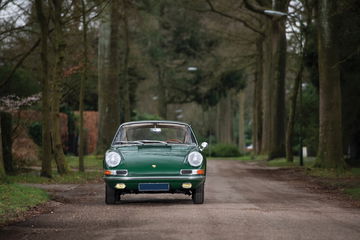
top-left (111, 121), bottom-right (199, 146)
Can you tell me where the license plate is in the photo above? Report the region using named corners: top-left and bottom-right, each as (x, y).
top-left (138, 183), bottom-right (169, 191)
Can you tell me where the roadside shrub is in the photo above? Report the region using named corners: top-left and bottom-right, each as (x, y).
top-left (205, 143), bottom-right (241, 157)
top-left (28, 121), bottom-right (42, 146)
top-left (132, 111), bottom-right (162, 121)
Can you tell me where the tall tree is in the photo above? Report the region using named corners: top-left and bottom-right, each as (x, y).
top-left (122, 0), bottom-right (131, 122)
top-left (78, 0), bottom-right (88, 172)
top-left (252, 37), bottom-right (264, 155)
top-left (35, 0), bottom-right (52, 178)
top-left (285, 0), bottom-right (311, 162)
top-left (315, 0), bottom-right (345, 169)
top-left (216, 94), bottom-right (232, 144)
top-left (50, 0), bottom-right (68, 175)
top-left (97, 1), bottom-right (121, 153)
top-left (0, 115), bottom-right (6, 181)
top-left (238, 90), bottom-right (246, 152)
top-left (244, 0), bottom-right (289, 159)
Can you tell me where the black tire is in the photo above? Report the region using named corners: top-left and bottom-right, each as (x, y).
top-left (105, 184), bottom-right (116, 204)
top-left (192, 183), bottom-right (204, 204)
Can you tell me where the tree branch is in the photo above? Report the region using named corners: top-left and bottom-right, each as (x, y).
top-left (243, 0), bottom-right (271, 17)
top-left (0, 38), bottom-right (41, 89)
top-left (205, 0), bottom-right (264, 37)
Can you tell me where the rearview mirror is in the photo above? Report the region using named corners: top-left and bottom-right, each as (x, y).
top-left (150, 128), bottom-right (162, 133)
top-left (199, 142), bottom-right (208, 151)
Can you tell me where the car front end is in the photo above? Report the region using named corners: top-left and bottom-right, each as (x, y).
top-left (103, 121), bottom-right (208, 204)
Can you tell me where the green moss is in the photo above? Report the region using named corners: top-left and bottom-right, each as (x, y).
top-left (0, 184), bottom-right (49, 223)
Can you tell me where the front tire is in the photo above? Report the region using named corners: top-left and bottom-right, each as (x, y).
top-left (192, 183), bottom-right (204, 204)
top-left (105, 184), bottom-right (116, 204)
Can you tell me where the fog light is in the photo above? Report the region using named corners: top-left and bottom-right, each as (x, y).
top-left (115, 183), bottom-right (126, 189)
top-left (182, 183), bottom-right (192, 189)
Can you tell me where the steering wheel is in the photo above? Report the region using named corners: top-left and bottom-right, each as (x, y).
top-left (166, 139), bottom-right (182, 143)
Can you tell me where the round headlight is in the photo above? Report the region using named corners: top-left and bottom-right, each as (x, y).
top-left (188, 151), bottom-right (203, 167)
top-left (105, 152), bottom-right (121, 167)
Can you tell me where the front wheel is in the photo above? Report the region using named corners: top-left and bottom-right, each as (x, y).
top-left (105, 184), bottom-right (117, 204)
top-left (192, 183), bottom-right (205, 204)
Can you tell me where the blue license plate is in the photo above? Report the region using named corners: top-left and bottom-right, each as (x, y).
top-left (138, 183), bottom-right (169, 191)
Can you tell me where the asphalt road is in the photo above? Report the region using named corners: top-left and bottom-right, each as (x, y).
top-left (1, 160), bottom-right (360, 240)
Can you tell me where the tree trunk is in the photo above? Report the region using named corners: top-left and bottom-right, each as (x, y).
top-left (35, 0), bottom-right (52, 178)
top-left (286, 60), bottom-right (304, 162)
top-left (253, 38), bottom-right (264, 155)
top-left (50, 0), bottom-right (68, 175)
top-left (261, 23), bottom-right (272, 155)
top-left (267, 0), bottom-right (289, 159)
top-left (217, 94), bottom-right (232, 144)
top-left (245, 0), bottom-right (289, 159)
top-left (238, 90), bottom-right (246, 153)
top-left (1, 112), bottom-right (14, 174)
top-left (315, 0), bottom-right (345, 169)
top-left (122, 0), bottom-right (131, 122)
top-left (285, 8), bottom-right (311, 163)
top-left (97, 0), bottom-right (121, 153)
top-left (78, 0), bottom-right (88, 172)
top-left (157, 65), bottom-right (167, 119)
top-left (97, 5), bottom-right (110, 153)
top-left (0, 115), bottom-right (6, 181)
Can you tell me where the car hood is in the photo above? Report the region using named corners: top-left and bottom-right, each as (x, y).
top-left (112, 144), bottom-right (198, 176)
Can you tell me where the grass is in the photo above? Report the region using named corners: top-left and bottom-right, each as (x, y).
top-left (0, 184), bottom-right (49, 224)
top-left (207, 154), bottom-right (266, 161)
top-left (264, 157), bottom-right (360, 202)
top-left (6, 155), bottom-right (103, 184)
top-left (0, 155), bottom-right (103, 225)
top-left (66, 155), bottom-right (103, 169)
top-left (344, 187), bottom-right (360, 200)
top-left (267, 157), bottom-right (316, 168)
top-left (7, 170), bottom-right (102, 184)
top-left (307, 167), bottom-right (360, 178)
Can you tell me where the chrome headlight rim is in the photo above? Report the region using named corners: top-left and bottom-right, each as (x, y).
top-left (188, 151), bottom-right (203, 167)
top-left (105, 151), bottom-right (121, 168)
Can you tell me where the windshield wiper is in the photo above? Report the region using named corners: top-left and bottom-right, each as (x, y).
top-left (114, 140), bottom-right (143, 145)
top-left (139, 140), bottom-right (168, 144)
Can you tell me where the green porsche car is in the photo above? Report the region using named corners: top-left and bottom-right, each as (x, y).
top-left (103, 121), bottom-right (208, 204)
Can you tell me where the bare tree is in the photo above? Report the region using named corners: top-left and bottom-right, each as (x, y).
top-left (35, 0), bottom-right (52, 178)
top-left (78, 0), bottom-right (88, 172)
top-left (315, 0), bottom-right (345, 169)
top-left (0, 115), bottom-right (6, 181)
top-left (244, 0), bottom-right (290, 159)
top-left (238, 90), bottom-right (246, 152)
top-left (97, 0), bottom-right (121, 153)
top-left (50, 0), bottom-right (68, 175)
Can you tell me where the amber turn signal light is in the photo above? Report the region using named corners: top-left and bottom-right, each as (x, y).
top-left (197, 169), bottom-right (205, 175)
top-left (104, 170), bottom-right (112, 175)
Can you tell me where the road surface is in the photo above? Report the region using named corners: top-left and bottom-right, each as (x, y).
top-left (1, 160), bottom-right (360, 240)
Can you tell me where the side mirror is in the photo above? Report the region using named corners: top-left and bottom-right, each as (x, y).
top-left (199, 142), bottom-right (208, 151)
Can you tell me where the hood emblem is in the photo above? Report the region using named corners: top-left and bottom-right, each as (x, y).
top-left (152, 164), bottom-right (157, 168)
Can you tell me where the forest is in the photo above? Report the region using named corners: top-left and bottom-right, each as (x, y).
top-left (1, 0), bottom-right (360, 180)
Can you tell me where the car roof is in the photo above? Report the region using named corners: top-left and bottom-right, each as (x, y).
top-left (119, 120), bottom-right (191, 128)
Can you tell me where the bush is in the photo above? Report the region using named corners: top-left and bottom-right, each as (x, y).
top-left (205, 143), bottom-right (241, 157)
top-left (132, 111), bottom-right (162, 121)
top-left (28, 121), bottom-right (42, 146)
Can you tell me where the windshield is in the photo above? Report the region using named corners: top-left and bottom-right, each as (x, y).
top-left (113, 123), bottom-right (196, 145)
